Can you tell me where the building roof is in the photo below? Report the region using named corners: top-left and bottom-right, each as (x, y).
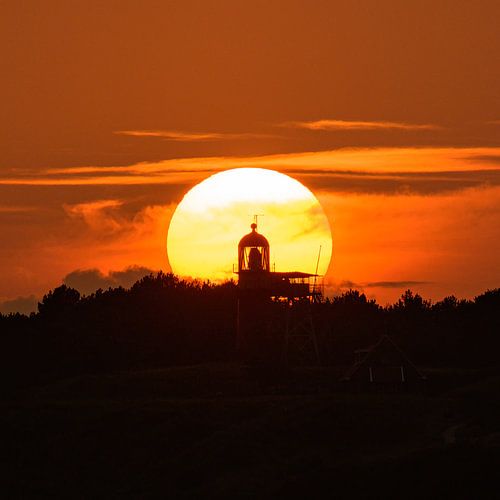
top-left (340, 335), bottom-right (427, 381)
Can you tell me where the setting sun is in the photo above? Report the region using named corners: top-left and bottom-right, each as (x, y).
top-left (166, 168), bottom-right (332, 281)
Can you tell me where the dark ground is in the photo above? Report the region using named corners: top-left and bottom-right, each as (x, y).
top-left (2, 365), bottom-right (500, 499)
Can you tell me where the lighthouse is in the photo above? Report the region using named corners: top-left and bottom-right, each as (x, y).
top-left (236, 221), bottom-right (321, 365)
top-left (238, 222), bottom-right (270, 287)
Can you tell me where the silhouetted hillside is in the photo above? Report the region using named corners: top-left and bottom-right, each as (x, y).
top-left (2, 364), bottom-right (500, 499)
top-left (2, 274), bottom-right (500, 498)
top-left (1, 272), bottom-right (500, 394)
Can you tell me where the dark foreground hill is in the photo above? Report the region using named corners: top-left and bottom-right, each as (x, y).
top-left (2, 274), bottom-right (500, 497)
top-left (2, 364), bottom-right (500, 499)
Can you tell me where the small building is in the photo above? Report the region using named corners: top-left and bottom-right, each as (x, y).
top-left (340, 335), bottom-right (426, 390)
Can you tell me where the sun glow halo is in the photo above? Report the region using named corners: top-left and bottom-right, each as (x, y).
top-left (167, 168), bottom-right (332, 281)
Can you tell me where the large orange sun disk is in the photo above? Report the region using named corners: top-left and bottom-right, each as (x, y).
top-left (167, 168), bottom-right (333, 281)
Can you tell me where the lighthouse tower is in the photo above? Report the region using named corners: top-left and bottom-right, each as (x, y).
top-left (236, 221), bottom-right (321, 365)
top-left (236, 222), bottom-right (275, 362)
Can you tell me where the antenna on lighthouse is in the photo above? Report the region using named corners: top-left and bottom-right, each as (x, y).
top-left (313, 245), bottom-right (322, 293)
top-left (315, 245), bottom-right (322, 276)
top-left (250, 214), bottom-right (265, 227)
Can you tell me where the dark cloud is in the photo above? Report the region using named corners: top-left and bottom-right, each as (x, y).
top-left (463, 155), bottom-right (500, 165)
top-left (332, 280), bottom-right (431, 291)
top-left (63, 266), bottom-right (156, 295)
top-left (0, 183), bottom-right (188, 211)
top-left (365, 281), bottom-right (432, 288)
top-left (0, 294), bottom-right (38, 315)
top-left (295, 169), bottom-right (500, 195)
top-left (338, 280), bottom-right (364, 289)
top-left (289, 204), bottom-right (330, 240)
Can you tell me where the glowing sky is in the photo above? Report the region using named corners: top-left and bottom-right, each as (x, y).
top-left (1, 1), bottom-right (500, 312)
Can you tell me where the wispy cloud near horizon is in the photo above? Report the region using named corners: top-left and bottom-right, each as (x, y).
top-left (63, 199), bottom-right (125, 233)
top-left (0, 205), bottom-right (37, 213)
top-left (283, 119), bottom-right (441, 131)
top-left (337, 279), bottom-right (432, 289)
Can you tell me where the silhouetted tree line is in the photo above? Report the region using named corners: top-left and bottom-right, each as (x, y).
top-left (1, 272), bottom-right (499, 393)
top-left (314, 288), bottom-right (500, 368)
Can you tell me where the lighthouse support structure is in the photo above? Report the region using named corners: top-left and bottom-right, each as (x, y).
top-left (283, 297), bottom-right (321, 365)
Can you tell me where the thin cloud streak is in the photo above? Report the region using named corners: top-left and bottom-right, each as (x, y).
top-left (365, 280), bottom-right (432, 288)
top-left (63, 199), bottom-right (125, 233)
top-left (115, 130), bottom-right (276, 142)
top-left (284, 119), bottom-right (441, 131)
top-left (0, 205), bottom-right (36, 213)
top-left (337, 280), bottom-right (431, 289)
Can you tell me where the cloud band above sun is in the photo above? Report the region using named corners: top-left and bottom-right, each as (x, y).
top-left (2, 147), bottom-right (500, 189)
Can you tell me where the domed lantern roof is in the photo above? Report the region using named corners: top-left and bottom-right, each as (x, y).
top-left (238, 223), bottom-right (270, 273)
top-left (238, 223), bottom-right (269, 248)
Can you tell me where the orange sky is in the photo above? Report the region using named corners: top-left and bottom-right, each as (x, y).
top-left (1, 1), bottom-right (500, 312)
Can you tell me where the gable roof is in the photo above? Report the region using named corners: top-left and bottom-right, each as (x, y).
top-left (340, 335), bottom-right (427, 381)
